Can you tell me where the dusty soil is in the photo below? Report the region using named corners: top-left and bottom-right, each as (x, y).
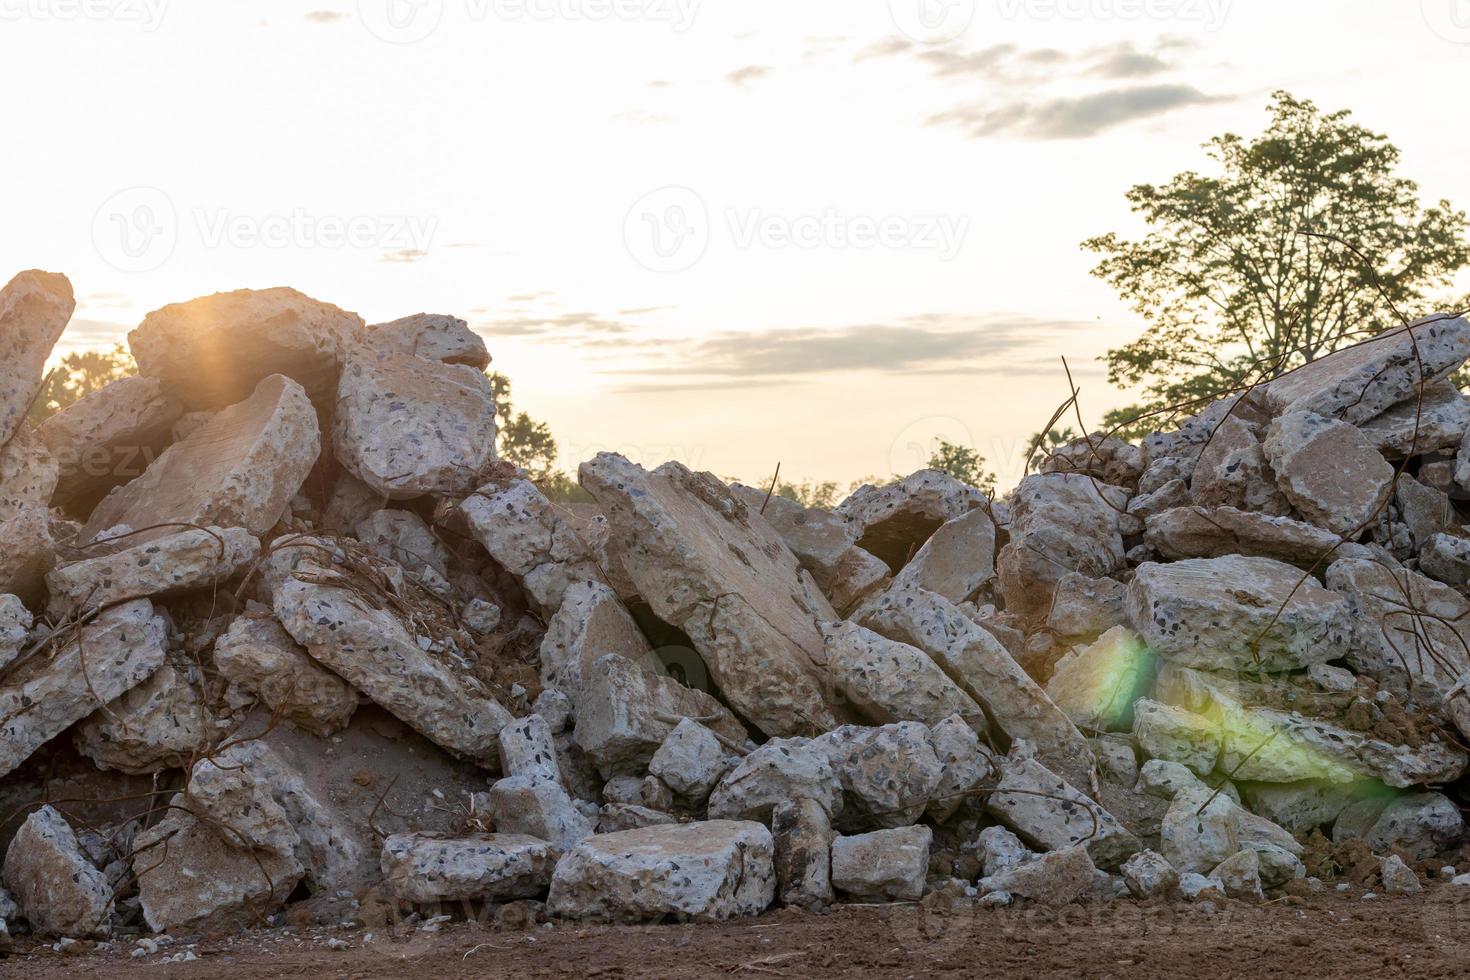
top-left (7, 886), bottom-right (1470, 980)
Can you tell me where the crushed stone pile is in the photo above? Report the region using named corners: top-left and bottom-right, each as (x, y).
top-left (3, 269), bottom-right (1470, 950)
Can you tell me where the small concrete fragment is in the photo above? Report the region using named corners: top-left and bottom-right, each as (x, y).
top-left (1145, 506), bottom-right (1344, 567)
top-left (1211, 850), bottom-right (1264, 901)
top-left (771, 799), bottom-right (834, 909)
top-left (381, 833), bottom-right (555, 903)
top-left (1361, 792), bottom-right (1465, 860)
top-left (1127, 556), bottom-right (1352, 672)
top-left (977, 826), bottom-right (1032, 877)
top-left (1379, 854), bottom-right (1422, 894)
top-left (1121, 849), bottom-right (1179, 899)
top-left (925, 714), bottom-right (995, 823)
top-left (648, 718), bottom-right (736, 801)
top-left (0, 600), bottom-right (167, 778)
top-left (1357, 381), bottom-right (1470, 458)
top-left (74, 662), bottom-right (226, 774)
top-left (354, 509), bottom-right (450, 583)
top-left (2, 806), bottom-right (112, 938)
top-left (83, 374), bottom-right (320, 541)
top-left (1045, 626), bottom-right (1155, 733)
top-left (0, 595), bottom-right (31, 672)
top-left (981, 845), bottom-right (1096, 905)
top-left (129, 286), bottom-right (364, 409)
top-left (335, 348), bottom-right (498, 499)
top-left (0, 425), bottom-right (58, 523)
top-left (214, 610), bottom-right (357, 736)
top-left (1418, 533), bottom-right (1470, 587)
top-left (1039, 433), bottom-right (1145, 488)
top-left (46, 525), bottom-right (259, 618)
top-left (548, 821), bottom-right (775, 922)
top-left (829, 825), bottom-right (932, 902)
top-left (1189, 416), bottom-right (1289, 515)
top-left (1263, 412), bottom-right (1394, 535)
top-left (0, 506), bottom-right (55, 605)
top-left (1044, 573), bottom-right (1128, 644)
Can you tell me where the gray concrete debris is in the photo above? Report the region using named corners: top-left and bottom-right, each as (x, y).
top-left (980, 844), bottom-right (1097, 906)
top-left (2, 806), bottom-right (112, 939)
top-left (814, 722), bottom-right (943, 831)
top-left (368, 313), bottom-right (490, 370)
top-left (0, 595), bottom-right (31, 672)
top-left (821, 620), bottom-right (987, 731)
top-left (213, 610), bottom-right (358, 736)
top-left (997, 473), bottom-right (1127, 623)
top-left (985, 755), bottom-right (1140, 870)
top-left (539, 581), bottom-right (663, 703)
top-left (1189, 416), bottom-right (1290, 516)
top-left (381, 832), bottom-right (555, 903)
top-left (887, 507), bottom-right (997, 603)
top-left (648, 717), bottom-right (737, 801)
top-left (0, 270), bottom-right (74, 448)
top-left (548, 821), bottom-right (775, 922)
top-left (835, 469), bottom-right (987, 572)
top-left (1121, 849), bottom-right (1179, 899)
top-left (708, 738), bottom-right (844, 824)
top-left (1263, 411), bottom-right (1394, 535)
top-left (580, 454), bottom-right (843, 737)
top-left (829, 825), bottom-right (932, 901)
top-left (771, 799), bottom-right (835, 909)
top-left (1357, 381), bottom-right (1470, 458)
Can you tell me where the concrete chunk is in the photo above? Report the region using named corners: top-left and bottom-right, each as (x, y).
top-left (2, 806), bottom-right (112, 938)
top-left (46, 525), bottom-right (259, 618)
top-left (381, 833), bottom-right (555, 903)
top-left (368, 313), bottom-right (490, 370)
top-left (548, 821), bottom-right (775, 922)
top-left (83, 374), bottom-right (320, 541)
top-left (0, 270), bottom-right (74, 446)
top-left (830, 825), bottom-right (931, 901)
top-left (771, 799), bottom-right (834, 909)
top-left (214, 610), bottom-right (357, 736)
top-left (1263, 412), bottom-right (1394, 535)
top-left (821, 620), bottom-right (987, 731)
top-left (996, 473), bottom-right (1127, 623)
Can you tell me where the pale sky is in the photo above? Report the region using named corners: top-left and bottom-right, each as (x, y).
top-left (4, 0), bottom-right (1469, 489)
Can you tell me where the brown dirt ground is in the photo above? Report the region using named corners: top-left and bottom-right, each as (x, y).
top-left (7, 886), bottom-right (1470, 980)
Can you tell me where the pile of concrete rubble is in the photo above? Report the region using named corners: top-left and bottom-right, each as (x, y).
top-left (4, 268), bottom-right (1470, 947)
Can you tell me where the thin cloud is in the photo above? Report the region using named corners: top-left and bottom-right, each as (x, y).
top-left (478, 311), bottom-right (642, 339)
top-left (1085, 43), bottom-right (1172, 79)
top-left (380, 248), bottom-right (428, 263)
top-left (304, 10), bottom-right (346, 23)
top-left (726, 65), bottom-right (772, 88)
top-left (929, 84), bottom-right (1229, 140)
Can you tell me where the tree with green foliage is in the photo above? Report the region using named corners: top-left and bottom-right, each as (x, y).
top-left (27, 344), bottom-right (137, 424)
top-left (1086, 91), bottom-right (1469, 436)
top-left (486, 371), bottom-right (589, 501)
top-left (775, 479), bottom-right (842, 510)
top-left (926, 439), bottom-right (996, 495)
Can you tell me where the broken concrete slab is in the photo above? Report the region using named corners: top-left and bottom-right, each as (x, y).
top-left (1357, 381), bottom-right (1470, 458)
top-left (354, 508), bottom-right (450, 584)
top-left (572, 653), bottom-right (747, 777)
top-left (46, 525), bottom-right (259, 618)
top-left (1418, 533), bottom-right (1470, 586)
top-left (0, 506), bottom-right (54, 606)
top-left (213, 610), bottom-right (357, 736)
top-left (925, 714), bottom-right (995, 823)
top-left (539, 582), bottom-right (663, 704)
top-left (2, 805), bottom-right (112, 938)
top-left (857, 587), bottom-right (1096, 790)
top-left (0, 596), bottom-right (30, 672)
top-left (461, 474), bottom-right (607, 616)
top-left (1263, 314), bottom-right (1470, 424)
top-left (830, 825), bottom-right (931, 901)
top-left (813, 722), bottom-right (943, 831)
top-left (129, 286), bottom-right (365, 409)
top-left (887, 507), bottom-right (997, 603)
top-left (334, 348), bottom-right (497, 499)
top-left (1263, 411), bottom-right (1394, 535)
top-left (381, 832), bottom-right (555, 903)
top-left (1121, 849), bottom-right (1179, 899)
top-left (580, 453), bottom-right (844, 738)
top-left (1144, 506), bottom-right (1348, 568)
top-left (1359, 792), bottom-right (1465, 860)
top-left (985, 755), bottom-right (1140, 871)
top-left (0, 270), bottom-right (74, 447)
top-left (727, 484), bottom-right (889, 614)
top-left (132, 800), bottom-right (303, 934)
top-left (996, 473), bottom-right (1128, 623)
top-left (708, 738), bottom-right (843, 824)
top-left (83, 374), bottom-right (320, 542)
top-left (1127, 556), bottom-right (1353, 672)
top-left (368, 313), bottom-right (490, 371)
top-left (0, 425), bottom-right (58, 523)
top-left (36, 375), bottom-right (183, 516)
top-left (835, 470), bottom-right (988, 573)
top-left (981, 844), bottom-right (1096, 905)
top-left (74, 661), bottom-right (226, 774)
top-left (1160, 785), bottom-right (1302, 880)
top-left (1044, 573), bottom-right (1128, 645)
top-left (0, 600), bottom-right (167, 778)
top-left (821, 620), bottom-right (987, 731)
top-left (1132, 699), bottom-right (1220, 776)
top-left (481, 774), bottom-right (594, 849)
top-left (771, 799), bottom-right (834, 909)
top-left (274, 564), bottom-right (511, 764)
top-left (548, 820), bottom-right (775, 922)
top-left (1044, 626), bottom-right (1155, 733)
top-left (1189, 416), bottom-right (1291, 515)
